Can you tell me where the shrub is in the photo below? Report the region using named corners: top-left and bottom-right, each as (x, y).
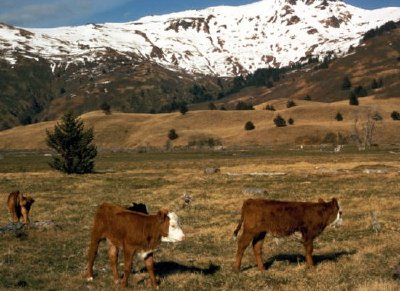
top-left (371, 79), bottom-right (383, 89)
top-left (188, 135), bottom-right (222, 148)
top-left (286, 99), bottom-right (297, 108)
top-left (168, 129), bottom-right (178, 140)
top-left (46, 112), bottom-right (97, 174)
top-left (288, 118), bottom-right (294, 125)
top-left (208, 102), bottom-right (217, 110)
top-left (335, 112), bottom-right (343, 121)
top-left (303, 95), bottom-right (311, 101)
top-left (265, 104), bottom-right (276, 111)
top-left (244, 121), bottom-right (255, 131)
top-left (353, 85), bottom-right (368, 97)
top-left (273, 115), bottom-right (287, 127)
top-left (349, 91), bottom-right (359, 106)
top-left (342, 76), bottom-right (352, 90)
top-left (99, 101), bottom-right (111, 115)
top-left (235, 101), bottom-right (254, 110)
top-left (179, 104), bottom-right (189, 115)
top-left (391, 111), bottom-right (400, 120)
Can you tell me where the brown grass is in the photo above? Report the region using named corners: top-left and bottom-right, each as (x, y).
top-left (0, 150), bottom-right (399, 290)
top-left (1, 96), bottom-right (400, 150)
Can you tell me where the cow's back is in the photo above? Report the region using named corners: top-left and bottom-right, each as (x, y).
top-left (241, 199), bottom-right (324, 236)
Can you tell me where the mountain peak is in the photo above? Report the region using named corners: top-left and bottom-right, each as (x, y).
top-left (0, 1), bottom-right (399, 76)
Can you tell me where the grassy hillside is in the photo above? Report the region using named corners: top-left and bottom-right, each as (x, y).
top-left (1, 96), bottom-right (400, 150)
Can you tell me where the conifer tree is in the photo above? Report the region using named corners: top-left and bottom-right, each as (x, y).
top-left (46, 112), bottom-right (97, 174)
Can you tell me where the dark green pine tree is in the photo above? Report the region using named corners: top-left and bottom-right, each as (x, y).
top-left (46, 112), bottom-right (97, 174)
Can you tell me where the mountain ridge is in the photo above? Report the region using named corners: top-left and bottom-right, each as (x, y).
top-left (1, 0), bottom-right (399, 76)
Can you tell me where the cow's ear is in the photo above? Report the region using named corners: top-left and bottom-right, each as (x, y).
top-left (331, 197), bottom-right (339, 206)
top-left (318, 198), bottom-right (325, 203)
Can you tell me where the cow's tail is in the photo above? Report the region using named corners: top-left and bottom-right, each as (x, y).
top-left (232, 212), bottom-right (244, 241)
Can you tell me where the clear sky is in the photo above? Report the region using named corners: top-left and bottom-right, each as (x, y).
top-left (0, 0), bottom-right (399, 28)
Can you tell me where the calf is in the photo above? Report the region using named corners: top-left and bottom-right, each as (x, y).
top-left (85, 203), bottom-right (184, 288)
top-left (7, 190), bottom-right (35, 224)
top-left (233, 198), bottom-right (342, 272)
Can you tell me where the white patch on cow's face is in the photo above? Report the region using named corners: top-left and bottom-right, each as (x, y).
top-left (330, 203), bottom-right (343, 228)
top-left (161, 212), bottom-right (185, 242)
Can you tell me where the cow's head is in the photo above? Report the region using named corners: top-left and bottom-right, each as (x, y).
top-left (328, 198), bottom-right (343, 227)
top-left (160, 211), bottom-right (185, 243)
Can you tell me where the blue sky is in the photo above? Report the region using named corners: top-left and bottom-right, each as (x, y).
top-left (0, 0), bottom-right (399, 28)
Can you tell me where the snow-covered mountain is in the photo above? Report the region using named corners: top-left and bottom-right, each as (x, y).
top-left (0, 0), bottom-right (399, 76)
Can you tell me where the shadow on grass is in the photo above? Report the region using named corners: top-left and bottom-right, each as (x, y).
top-left (242, 250), bottom-right (356, 271)
top-left (140, 261), bottom-right (220, 278)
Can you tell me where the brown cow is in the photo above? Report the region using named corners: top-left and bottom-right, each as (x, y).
top-left (7, 190), bottom-right (35, 224)
top-left (85, 203), bottom-right (184, 288)
top-left (233, 198), bottom-right (342, 272)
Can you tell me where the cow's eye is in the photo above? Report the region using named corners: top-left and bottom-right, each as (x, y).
top-left (170, 223), bottom-right (177, 228)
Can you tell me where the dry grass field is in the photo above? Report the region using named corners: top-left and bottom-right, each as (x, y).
top-left (1, 96), bottom-right (400, 151)
top-left (0, 149), bottom-right (399, 290)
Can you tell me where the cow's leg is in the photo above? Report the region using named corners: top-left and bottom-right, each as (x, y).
top-left (234, 232), bottom-right (253, 272)
top-left (303, 239), bottom-right (314, 267)
top-left (21, 207), bottom-right (29, 224)
top-left (252, 232), bottom-right (266, 271)
top-left (144, 253), bottom-right (158, 288)
top-left (107, 242), bottom-right (119, 284)
top-left (85, 235), bottom-right (102, 280)
top-left (9, 207), bottom-right (19, 223)
top-left (121, 246), bottom-right (135, 288)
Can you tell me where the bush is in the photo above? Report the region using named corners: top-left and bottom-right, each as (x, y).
top-left (235, 101), bottom-right (254, 110)
top-left (303, 95), bottom-right (311, 101)
top-left (288, 118), bottom-right (294, 125)
top-left (99, 101), bottom-right (111, 115)
top-left (265, 104), bottom-right (276, 111)
top-left (342, 76), bottom-right (352, 90)
top-left (353, 85), bottom-right (368, 97)
top-left (168, 129), bottom-right (178, 140)
top-left (208, 102), bottom-right (217, 110)
top-left (244, 121), bottom-right (255, 131)
top-left (349, 91), bottom-right (359, 106)
top-left (371, 79), bottom-right (383, 90)
top-left (273, 115), bottom-right (287, 127)
top-left (286, 99), bottom-right (297, 108)
top-left (46, 112), bottom-right (97, 174)
top-left (188, 135), bottom-right (222, 148)
top-left (179, 104), bottom-right (189, 115)
top-left (391, 111), bottom-right (400, 120)
top-left (335, 112), bottom-right (343, 121)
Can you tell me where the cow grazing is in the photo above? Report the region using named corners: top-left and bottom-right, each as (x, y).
top-left (233, 198), bottom-right (342, 272)
top-left (7, 191), bottom-right (35, 224)
top-left (85, 203), bottom-right (184, 288)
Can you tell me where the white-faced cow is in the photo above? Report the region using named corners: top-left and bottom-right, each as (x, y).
top-left (85, 203), bottom-right (185, 288)
top-left (233, 198), bottom-right (342, 272)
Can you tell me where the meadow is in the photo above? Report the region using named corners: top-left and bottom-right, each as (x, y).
top-left (0, 148), bottom-right (399, 290)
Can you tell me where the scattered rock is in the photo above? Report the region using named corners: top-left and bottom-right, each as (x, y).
top-left (0, 221), bottom-right (61, 234)
top-left (242, 187), bottom-right (268, 195)
top-left (204, 166), bottom-right (220, 174)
